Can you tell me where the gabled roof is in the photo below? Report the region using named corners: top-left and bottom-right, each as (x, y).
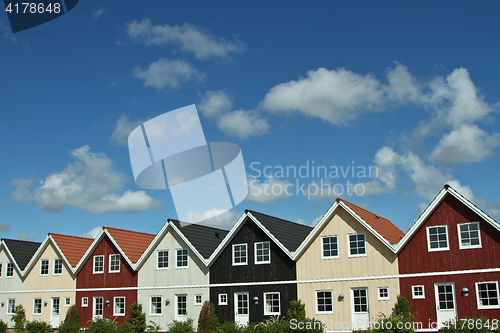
top-left (170, 221), bottom-right (229, 260)
top-left (395, 184), bottom-right (500, 253)
top-left (294, 198), bottom-right (403, 260)
top-left (1, 239), bottom-right (41, 272)
top-left (49, 233), bottom-right (94, 267)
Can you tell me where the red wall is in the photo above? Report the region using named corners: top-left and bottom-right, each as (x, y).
top-left (76, 236), bottom-right (137, 326)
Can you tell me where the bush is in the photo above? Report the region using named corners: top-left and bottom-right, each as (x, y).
top-left (126, 303), bottom-right (146, 333)
top-left (393, 295), bottom-right (411, 319)
top-left (287, 300), bottom-right (306, 320)
top-left (145, 321), bottom-right (162, 333)
top-left (167, 319), bottom-right (195, 333)
top-left (58, 305), bottom-right (81, 333)
top-left (0, 320), bottom-right (8, 333)
top-left (214, 321), bottom-right (244, 333)
top-left (11, 304), bottom-right (27, 331)
top-left (117, 322), bottom-right (137, 333)
top-left (198, 301), bottom-right (219, 333)
top-left (440, 316), bottom-right (499, 333)
top-left (25, 321), bottom-right (52, 333)
top-left (86, 318), bottom-right (117, 333)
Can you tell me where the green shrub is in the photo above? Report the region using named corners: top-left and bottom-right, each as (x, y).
top-left (145, 321), bottom-right (162, 333)
top-left (126, 303), bottom-right (146, 333)
top-left (25, 321), bottom-right (52, 333)
top-left (393, 295), bottom-right (411, 319)
top-left (0, 320), bottom-right (7, 333)
top-left (198, 301), bottom-right (219, 333)
top-left (117, 322), bottom-right (137, 333)
top-left (167, 319), bottom-right (194, 333)
top-left (58, 305), bottom-right (81, 333)
top-left (440, 316), bottom-right (499, 333)
top-left (86, 318), bottom-right (117, 333)
top-left (214, 321), bottom-right (243, 333)
top-left (11, 304), bottom-right (27, 331)
top-left (287, 300), bottom-right (306, 320)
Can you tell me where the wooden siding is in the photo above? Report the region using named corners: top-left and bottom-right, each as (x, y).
top-left (0, 248), bottom-right (24, 326)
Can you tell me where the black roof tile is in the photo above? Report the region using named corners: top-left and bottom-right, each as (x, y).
top-left (170, 221), bottom-right (229, 259)
top-left (2, 239), bottom-right (41, 270)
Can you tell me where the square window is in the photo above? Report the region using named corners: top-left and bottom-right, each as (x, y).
top-left (7, 299), bottom-right (15, 315)
top-left (176, 295), bottom-right (187, 317)
top-left (378, 287), bottom-right (389, 300)
top-left (33, 299), bottom-right (42, 315)
top-left (322, 236), bottom-right (339, 259)
top-left (65, 298), bottom-right (71, 306)
top-left (316, 290), bottom-right (333, 314)
top-left (93, 255), bottom-right (104, 274)
top-left (412, 285), bottom-right (425, 299)
top-left (426, 226), bottom-right (449, 251)
top-left (255, 242), bottom-right (271, 264)
top-left (232, 244), bottom-right (247, 266)
top-left (176, 249), bottom-right (188, 268)
top-left (348, 234), bottom-right (366, 257)
top-left (109, 254), bottom-right (120, 272)
top-left (54, 259), bottom-right (63, 275)
top-left (264, 292), bottom-right (280, 315)
top-left (82, 297), bottom-right (88, 307)
top-left (157, 250), bottom-right (168, 269)
top-left (114, 297), bottom-right (126, 316)
top-left (40, 259), bottom-right (49, 276)
top-left (93, 297), bottom-right (103, 318)
top-left (476, 282), bottom-right (500, 309)
top-left (195, 295), bottom-right (202, 306)
top-left (458, 222), bottom-right (481, 249)
top-left (218, 294), bottom-right (228, 306)
top-left (151, 296), bottom-right (162, 315)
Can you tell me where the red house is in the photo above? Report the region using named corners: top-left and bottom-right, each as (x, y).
top-left (396, 185), bottom-right (500, 329)
top-left (75, 227), bottom-right (155, 326)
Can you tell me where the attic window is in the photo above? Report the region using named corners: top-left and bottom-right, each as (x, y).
top-left (426, 226), bottom-right (449, 252)
top-left (255, 242), bottom-right (271, 264)
top-left (109, 254), bottom-right (120, 273)
top-left (458, 222), bottom-right (481, 249)
top-left (176, 249), bottom-right (188, 268)
top-left (54, 258), bottom-right (63, 275)
top-left (348, 233), bottom-right (366, 257)
top-left (232, 244), bottom-right (247, 266)
top-left (6, 263), bottom-right (13, 277)
top-left (93, 255), bottom-right (104, 274)
top-left (40, 259), bottom-right (49, 276)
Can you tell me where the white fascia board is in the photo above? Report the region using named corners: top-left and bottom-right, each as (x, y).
top-left (104, 229), bottom-right (136, 270)
top-left (21, 235), bottom-right (50, 278)
top-left (134, 221), bottom-right (170, 271)
top-left (168, 221), bottom-right (209, 267)
top-left (73, 228), bottom-right (106, 275)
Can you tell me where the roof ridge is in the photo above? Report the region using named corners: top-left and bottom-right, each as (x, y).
top-left (337, 198), bottom-right (391, 222)
top-left (170, 219), bottom-right (229, 232)
top-left (49, 233), bottom-right (93, 240)
top-left (246, 209), bottom-right (313, 228)
top-left (103, 226), bottom-right (155, 236)
top-left (2, 238), bottom-right (41, 244)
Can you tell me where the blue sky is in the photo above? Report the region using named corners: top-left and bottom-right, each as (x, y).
top-left (1, 1), bottom-right (500, 241)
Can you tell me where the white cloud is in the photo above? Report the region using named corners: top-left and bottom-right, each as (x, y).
top-left (134, 58), bottom-right (205, 90)
top-left (246, 177), bottom-right (293, 204)
top-left (126, 19), bottom-right (246, 60)
top-left (92, 8), bottom-right (104, 20)
top-left (0, 222), bottom-right (10, 233)
top-left (110, 115), bottom-right (146, 146)
top-left (197, 209), bottom-right (241, 229)
top-left (10, 178), bottom-right (34, 202)
top-left (198, 90), bottom-right (232, 119)
top-left (19, 232), bottom-right (34, 241)
top-left (297, 214), bottom-right (323, 227)
top-left (10, 145), bottom-right (162, 213)
top-left (82, 226), bottom-right (101, 239)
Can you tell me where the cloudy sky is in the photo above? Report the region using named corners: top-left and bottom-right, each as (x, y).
top-left (1, 1), bottom-right (500, 241)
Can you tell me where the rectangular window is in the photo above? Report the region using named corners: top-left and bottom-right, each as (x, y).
top-left (348, 233), bottom-right (366, 257)
top-left (114, 297), bottom-right (126, 316)
top-left (476, 282), bottom-right (500, 309)
top-left (232, 244), bottom-right (247, 266)
top-left (93, 255), bottom-right (104, 274)
top-left (316, 290), bottom-right (333, 314)
top-left (33, 298), bottom-right (42, 315)
top-left (7, 299), bottom-right (15, 315)
top-left (93, 297), bottom-right (103, 318)
top-left (255, 242), bottom-right (271, 264)
top-left (0, 262), bottom-right (3, 277)
top-left (40, 259), bottom-right (49, 276)
top-left (176, 249), bottom-right (188, 268)
top-left (54, 258), bottom-right (63, 275)
top-left (195, 295), bottom-right (202, 306)
top-left (458, 222), bottom-right (481, 249)
top-left (65, 298), bottom-right (71, 306)
top-left (378, 287), bottom-right (389, 300)
top-left (426, 226), bottom-right (449, 251)
top-left (176, 295), bottom-right (187, 317)
top-left (109, 254), bottom-right (120, 273)
top-left (150, 296), bottom-right (162, 315)
top-left (52, 298), bottom-right (60, 315)
top-left (82, 297), bottom-right (88, 307)
top-left (6, 263), bottom-right (13, 277)
top-left (412, 285), bottom-right (425, 299)
top-left (322, 236), bottom-right (339, 259)
top-left (218, 294), bottom-right (227, 305)
top-left (264, 292), bottom-right (280, 315)
top-left (157, 250), bottom-right (168, 269)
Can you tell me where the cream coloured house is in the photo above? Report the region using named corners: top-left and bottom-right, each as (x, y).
top-left (294, 199), bottom-right (404, 331)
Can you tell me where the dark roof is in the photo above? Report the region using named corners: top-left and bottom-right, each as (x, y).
top-left (170, 221), bottom-right (229, 259)
top-left (2, 239), bottom-right (41, 270)
top-left (246, 210), bottom-right (313, 252)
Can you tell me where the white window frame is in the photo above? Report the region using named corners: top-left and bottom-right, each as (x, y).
top-left (412, 285), bottom-right (425, 299)
top-left (150, 296), bottom-right (162, 316)
top-left (315, 290), bottom-right (334, 314)
top-left (33, 298), bottom-right (42, 315)
top-left (475, 281), bottom-right (500, 309)
top-left (113, 297), bottom-right (126, 316)
top-left (40, 259), bottom-right (49, 276)
top-left (109, 254), bottom-right (121, 273)
top-left (157, 250), bottom-right (168, 269)
top-left (378, 287), bottom-right (390, 300)
top-left (321, 235), bottom-right (339, 259)
top-left (426, 225), bottom-right (450, 252)
top-left (93, 297), bottom-right (103, 318)
top-left (7, 299), bottom-right (15, 315)
top-left (175, 294), bottom-right (188, 320)
top-left (348, 233), bottom-right (367, 257)
top-left (65, 297), bottom-right (71, 307)
top-left (263, 292), bottom-right (281, 315)
top-left (0, 262), bottom-right (3, 278)
top-left (175, 249), bottom-right (188, 269)
top-left (93, 255), bottom-right (104, 274)
top-left (218, 293), bottom-right (228, 306)
top-left (81, 297), bottom-right (88, 307)
top-left (458, 222), bottom-right (482, 249)
top-left (232, 243), bottom-right (248, 266)
top-left (53, 258), bottom-right (63, 276)
top-left (254, 241), bottom-right (271, 264)
top-left (194, 294), bottom-right (202, 306)
top-left (6, 263), bottom-right (13, 278)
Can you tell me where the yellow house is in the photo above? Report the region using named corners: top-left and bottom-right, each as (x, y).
top-left (23, 234), bottom-right (93, 328)
top-left (294, 199), bottom-right (404, 331)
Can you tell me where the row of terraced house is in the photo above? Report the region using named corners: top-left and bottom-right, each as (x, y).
top-left (0, 185), bottom-right (499, 332)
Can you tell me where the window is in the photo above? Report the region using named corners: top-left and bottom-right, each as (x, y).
top-left (176, 249), bottom-right (188, 268)
top-left (54, 258), bottom-right (63, 275)
top-left (232, 244), bottom-right (247, 266)
top-left (82, 297), bottom-right (88, 307)
top-left (93, 297), bottom-right (103, 318)
top-left (176, 295), bottom-right (187, 318)
top-left (65, 298), bottom-right (71, 306)
top-left (348, 233), bottom-right (366, 257)
top-left (109, 254), bottom-right (120, 272)
top-left (6, 263), bottom-right (13, 277)
top-left (412, 285), bottom-right (425, 299)
top-left (476, 282), bottom-right (500, 309)
top-left (114, 297), bottom-right (126, 316)
top-left (150, 296), bottom-right (162, 315)
top-left (458, 222), bottom-right (481, 249)
top-left (316, 290), bottom-right (333, 314)
top-left (255, 242), bottom-right (271, 264)
top-left (40, 259), bottom-right (49, 276)
top-left (33, 298), bottom-right (42, 315)
top-left (157, 250), bottom-right (168, 269)
top-left (426, 226), bottom-right (449, 251)
top-left (322, 236), bottom-right (339, 259)
top-left (194, 294), bottom-right (203, 305)
top-left (264, 292), bottom-right (280, 315)
top-left (0, 263), bottom-right (2, 277)
top-left (378, 287), bottom-right (389, 300)
top-left (218, 294), bottom-right (228, 305)
top-left (93, 255), bottom-right (104, 274)
top-left (7, 299), bottom-right (15, 315)
top-left (52, 298), bottom-right (60, 315)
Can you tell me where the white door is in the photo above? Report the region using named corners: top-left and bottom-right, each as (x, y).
top-left (234, 293), bottom-right (249, 326)
top-left (435, 283), bottom-right (457, 328)
top-left (50, 297), bottom-right (60, 328)
top-left (351, 288), bottom-right (370, 330)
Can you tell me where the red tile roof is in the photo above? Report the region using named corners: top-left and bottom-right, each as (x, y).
top-left (337, 198), bottom-right (404, 244)
top-left (104, 227), bottom-right (155, 263)
top-left (49, 233), bottom-right (94, 267)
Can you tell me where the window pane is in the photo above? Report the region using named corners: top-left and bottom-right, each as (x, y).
top-left (158, 251), bottom-right (168, 268)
